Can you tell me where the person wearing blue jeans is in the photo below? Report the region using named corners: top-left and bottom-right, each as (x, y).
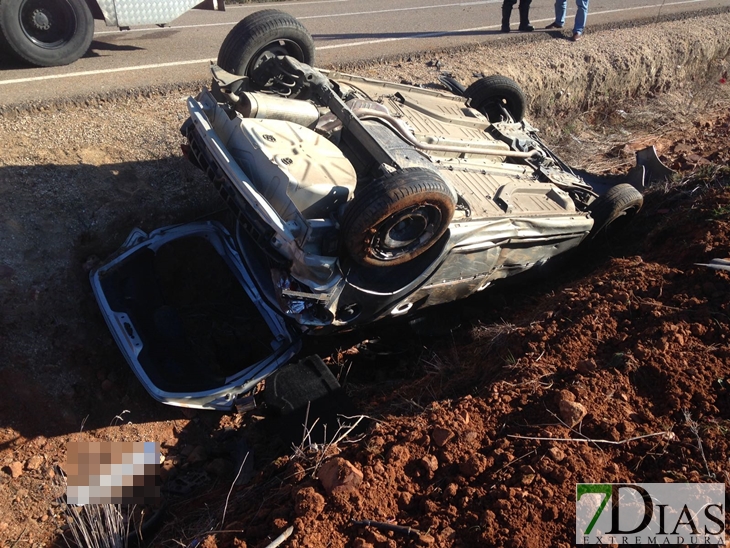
top-left (545, 0), bottom-right (589, 41)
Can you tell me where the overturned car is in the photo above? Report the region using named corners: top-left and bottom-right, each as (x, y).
top-left (91, 10), bottom-right (672, 410)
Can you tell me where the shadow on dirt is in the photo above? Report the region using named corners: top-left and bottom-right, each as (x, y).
top-left (0, 149), bottom-right (630, 447)
top-left (311, 28), bottom-right (509, 44)
top-left (1, 153), bottom-right (690, 548)
top-left (0, 157), bottom-right (224, 447)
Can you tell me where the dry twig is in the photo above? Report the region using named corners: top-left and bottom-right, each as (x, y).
top-left (292, 412), bottom-right (370, 477)
top-left (508, 431), bottom-right (675, 445)
top-left (221, 452), bottom-right (249, 528)
top-left (263, 525), bottom-right (293, 548)
top-left (683, 409), bottom-right (715, 478)
top-left (352, 519), bottom-right (425, 539)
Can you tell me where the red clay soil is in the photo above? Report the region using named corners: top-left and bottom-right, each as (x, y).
top-left (147, 113), bottom-right (730, 548)
top-left (1, 108), bottom-right (729, 548)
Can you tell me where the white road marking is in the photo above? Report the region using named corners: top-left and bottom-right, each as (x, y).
top-left (320, 0), bottom-right (710, 49)
top-left (95, 1), bottom-right (498, 35)
top-left (0, 0), bottom-right (715, 86)
top-left (227, 0), bottom-right (350, 7)
top-left (0, 59), bottom-right (214, 85)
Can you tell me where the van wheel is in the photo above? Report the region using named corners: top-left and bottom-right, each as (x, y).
top-left (465, 75), bottom-right (526, 123)
top-left (0, 0), bottom-right (93, 66)
top-left (589, 184), bottom-right (644, 238)
top-left (342, 168), bottom-right (456, 267)
top-left (217, 9), bottom-right (315, 90)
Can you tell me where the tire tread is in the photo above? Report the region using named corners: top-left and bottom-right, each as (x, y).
top-left (342, 168), bottom-right (456, 267)
top-left (217, 9), bottom-right (314, 75)
top-left (589, 183), bottom-right (644, 238)
top-left (0, 0), bottom-right (93, 66)
top-left (465, 75), bottom-right (526, 122)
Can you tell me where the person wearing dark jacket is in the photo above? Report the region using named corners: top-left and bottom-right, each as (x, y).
top-left (501, 0), bottom-right (533, 33)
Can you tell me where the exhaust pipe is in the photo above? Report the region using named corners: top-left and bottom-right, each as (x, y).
top-left (235, 92), bottom-right (320, 128)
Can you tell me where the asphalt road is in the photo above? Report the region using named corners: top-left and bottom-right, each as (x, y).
top-left (0, 0), bottom-right (728, 107)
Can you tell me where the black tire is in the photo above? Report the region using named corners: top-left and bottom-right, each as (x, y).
top-left (341, 168), bottom-right (456, 267)
top-left (0, 0), bottom-right (93, 67)
top-left (589, 183), bottom-right (644, 238)
top-left (217, 9), bottom-right (315, 84)
top-left (465, 75), bottom-right (526, 123)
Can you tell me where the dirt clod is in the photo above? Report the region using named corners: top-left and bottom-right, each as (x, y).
top-left (25, 455), bottom-right (43, 471)
top-left (547, 447), bottom-right (566, 463)
top-left (294, 486), bottom-right (326, 517)
top-left (558, 400), bottom-right (587, 427)
top-left (318, 457), bottom-right (363, 496)
top-left (7, 462), bottom-right (23, 478)
top-left (386, 445), bottom-right (410, 466)
top-left (183, 446), bottom-right (206, 465)
top-left (431, 427), bottom-right (454, 447)
top-left (459, 453), bottom-right (489, 477)
top-left (205, 458), bottom-right (232, 477)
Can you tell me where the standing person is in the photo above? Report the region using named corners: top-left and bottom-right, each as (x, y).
top-left (545, 0), bottom-right (590, 41)
top-left (501, 0), bottom-right (534, 33)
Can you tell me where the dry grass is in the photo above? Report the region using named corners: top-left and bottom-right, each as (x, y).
top-left (470, 321), bottom-right (519, 354)
top-left (532, 49), bottom-right (730, 173)
top-left (62, 505), bottom-right (128, 548)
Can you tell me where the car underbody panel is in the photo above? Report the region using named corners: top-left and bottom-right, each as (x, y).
top-left (177, 66), bottom-right (599, 331)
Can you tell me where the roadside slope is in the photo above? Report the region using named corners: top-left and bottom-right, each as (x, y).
top-left (0, 12), bottom-right (728, 548)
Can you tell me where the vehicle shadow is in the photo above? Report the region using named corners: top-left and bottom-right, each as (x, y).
top-left (0, 54), bottom-right (32, 70)
top-left (311, 28), bottom-right (512, 43)
top-left (0, 155), bottom-right (267, 547)
top-left (84, 40), bottom-right (145, 58)
top-left (0, 148), bottom-right (618, 448)
top-left (0, 41), bottom-right (144, 71)
top-left (0, 157), bottom-right (225, 448)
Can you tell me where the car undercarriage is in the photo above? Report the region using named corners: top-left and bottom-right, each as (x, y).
top-left (91, 9), bottom-right (674, 409)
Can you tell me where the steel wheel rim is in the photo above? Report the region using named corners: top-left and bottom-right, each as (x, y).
top-left (19, 0), bottom-right (77, 49)
top-left (370, 204), bottom-right (442, 261)
top-left (247, 39), bottom-right (306, 86)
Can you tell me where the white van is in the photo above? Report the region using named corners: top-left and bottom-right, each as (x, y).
top-left (0, 0), bottom-right (224, 67)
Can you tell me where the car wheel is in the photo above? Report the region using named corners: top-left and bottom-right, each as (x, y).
top-left (0, 0), bottom-right (94, 67)
top-left (217, 9), bottom-right (315, 88)
top-left (342, 168), bottom-right (456, 267)
top-left (465, 75), bottom-right (526, 123)
top-left (589, 183), bottom-right (644, 238)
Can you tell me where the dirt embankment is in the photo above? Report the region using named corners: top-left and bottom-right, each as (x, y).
top-left (504, 13), bottom-right (730, 118)
top-left (0, 11), bottom-right (729, 548)
top-left (339, 12), bottom-right (730, 130)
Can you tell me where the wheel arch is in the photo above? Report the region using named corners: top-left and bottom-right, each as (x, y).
top-left (83, 0), bottom-right (104, 21)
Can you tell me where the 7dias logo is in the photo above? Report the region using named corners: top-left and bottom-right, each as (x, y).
top-left (576, 483), bottom-right (725, 545)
